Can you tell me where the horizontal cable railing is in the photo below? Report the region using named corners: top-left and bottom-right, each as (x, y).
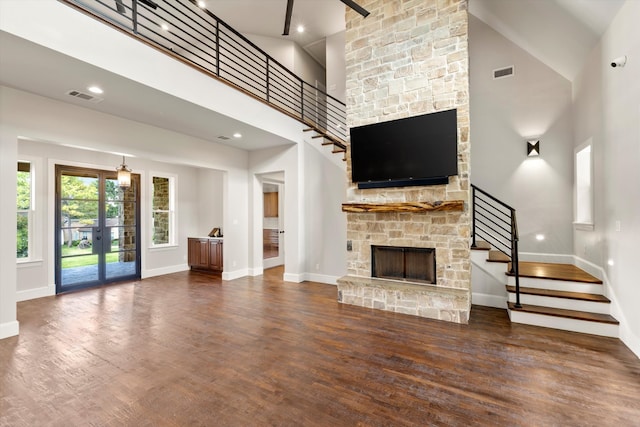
top-left (60, 0), bottom-right (347, 146)
top-left (471, 184), bottom-right (521, 308)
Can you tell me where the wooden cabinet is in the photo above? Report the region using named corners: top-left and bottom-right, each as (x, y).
top-left (188, 238), bottom-right (223, 272)
top-left (264, 192), bottom-right (278, 217)
top-left (208, 239), bottom-right (223, 271)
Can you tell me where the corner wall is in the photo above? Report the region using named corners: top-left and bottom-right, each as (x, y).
top-left (572, 0), bottom-right (640, 357)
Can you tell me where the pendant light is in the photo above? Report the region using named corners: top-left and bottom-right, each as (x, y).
top-left (116, 155), bottom-right (132, 188)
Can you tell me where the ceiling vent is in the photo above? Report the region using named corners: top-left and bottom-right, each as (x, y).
top-left (493, 66), bottom-right (514, 79)
top-left (218, 135), bottom-right (230, 140)
top-left (66, 90), bottom-right (103, 103)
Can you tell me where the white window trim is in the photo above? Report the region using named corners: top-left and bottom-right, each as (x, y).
top-left (574, 139), bottom-right (594, 230)
top-left (149, 172), bottom-right (177, 248)
top-left (17, 156), bottom-right (42, 263)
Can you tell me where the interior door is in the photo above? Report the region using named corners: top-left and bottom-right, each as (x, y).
top-left (56, 165), bottom-right (140, 293)
top-left (263, 182), bottom-right (284, 269)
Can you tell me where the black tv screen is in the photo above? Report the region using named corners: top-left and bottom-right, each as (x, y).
top-left (349, 109), bottom-right (458, 188)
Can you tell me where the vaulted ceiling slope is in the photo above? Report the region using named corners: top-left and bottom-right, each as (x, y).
top-left (210, 0), bottom-right (625, 81)
top-left (469, 0), bottom-right (625, 81)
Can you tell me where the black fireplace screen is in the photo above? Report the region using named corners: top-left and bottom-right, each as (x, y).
top-left (371, 246), bottom-right (436, 284)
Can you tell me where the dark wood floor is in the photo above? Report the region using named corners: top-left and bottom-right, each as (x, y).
top-left (1, 268), bottom-right (639, 426)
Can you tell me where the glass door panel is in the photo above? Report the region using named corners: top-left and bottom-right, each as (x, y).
top-left (56, 166), bottom-right (140, 293)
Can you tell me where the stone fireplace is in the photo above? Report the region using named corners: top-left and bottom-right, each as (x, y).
top-left (336, 0), bottom-right (471, 323)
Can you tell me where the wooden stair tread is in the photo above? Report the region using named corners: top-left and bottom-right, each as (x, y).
top-left (506, 261), bottom-right (602, 284)
top-left (506, 286), bottom-right (610, 303)
top-left (487, 250), bottom-right (510, 263)
top-left (471, 241), bottom-right (491, 251)
top-left (508, 302), bottom-right (619, 324)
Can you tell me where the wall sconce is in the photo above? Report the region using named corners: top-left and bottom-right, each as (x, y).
top-left (116, 156), bottom-right (132, 188)
top-left (527, 140), bottom-right (540, 157)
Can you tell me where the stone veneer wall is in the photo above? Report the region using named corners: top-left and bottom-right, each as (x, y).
top-left (339, 0), bottom-right (471, 323)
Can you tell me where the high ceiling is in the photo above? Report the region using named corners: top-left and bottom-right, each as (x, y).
top-left (0, 0), bottom-right (628, 155)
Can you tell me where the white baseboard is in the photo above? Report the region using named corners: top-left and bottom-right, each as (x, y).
top-left (304, 273), bottom-right (339, 285)
top-left (248, 267), bottom-right (264, 277)
top-left (519, 252), bottom-right (575, 264)
top-left (283, 272), bottom-right (304, 283)
top-left (17, 285), bottom-right (55, 302)
top-left (0, 320), bottom-right (19, 339)
top-left (472, 292), bottom-right (506, 309)
top-left (222, 269), bottom-right (248, 281)
top-left (142, 263), bottom-right (189, 279)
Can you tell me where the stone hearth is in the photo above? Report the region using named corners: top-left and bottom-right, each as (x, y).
top-left (337, 276), bottom-right (470, 323)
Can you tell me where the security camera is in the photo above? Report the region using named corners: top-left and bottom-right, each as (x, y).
top-left (611, 55), bottom-right (627, 68)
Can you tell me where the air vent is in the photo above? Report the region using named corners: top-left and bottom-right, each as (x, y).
top-left (66, 90), bottom-right (103, 103)
top-left (218, 136), bottom-right (230, 140)
top-left (493, 66), bottom-right (514, 79)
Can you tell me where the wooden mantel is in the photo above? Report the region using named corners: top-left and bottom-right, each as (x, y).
top-left (341, 200), bottom-right (464, 213)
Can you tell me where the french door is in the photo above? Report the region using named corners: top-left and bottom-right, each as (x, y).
top-left (55, 165), bottom-right (140, 293)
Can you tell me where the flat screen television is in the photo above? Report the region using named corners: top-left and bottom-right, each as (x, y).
top-left (349, 109), bottom-right (458, 189)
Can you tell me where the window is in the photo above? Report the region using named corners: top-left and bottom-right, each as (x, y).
top-left (151, 175), bottom-right (175, 246)
top-left (17, 161), bottom-right (33, 259)
top-left (575, 141), bottom-right (593, 230)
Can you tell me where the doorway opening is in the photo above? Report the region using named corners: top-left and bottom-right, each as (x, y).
top-left (55, 165), bottom-right (141, 293)
top-left (262, 177), bottom-right (284, 269)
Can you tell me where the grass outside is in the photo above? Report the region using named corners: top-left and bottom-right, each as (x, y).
top-left (61, 244), bottom-right (121, 268)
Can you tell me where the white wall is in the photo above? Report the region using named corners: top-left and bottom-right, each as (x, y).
top-left (326, 31), bottom-right (346, 102)
top-left (469, 16), bottom-right (574, 255)
top-left (303, 139), bottom-right (348, 284)
top-left (248, 144), bottom-right (302, 280)
top-left (197, 168), bottom-right (225, 237)
top-left (0, 118), bottom-right (19, 339)
top-left (293, 43), bottom-right (326, 88)
top-left (572, 0), bottom-right (640, 357)
top-left (245, 33), bottom-right (325, 88)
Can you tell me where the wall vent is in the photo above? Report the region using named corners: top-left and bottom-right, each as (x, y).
top-left (493, 66), bottom-right (514, 79)
top-left (66, 90), bottom-right (103, 103)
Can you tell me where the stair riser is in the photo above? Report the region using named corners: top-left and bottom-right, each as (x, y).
top-left (508, 310), bottom-right (618, 338)
top-left (507, 293), bottom-right (610, 314)
top-left (506, 276), bottom-right (602, 294)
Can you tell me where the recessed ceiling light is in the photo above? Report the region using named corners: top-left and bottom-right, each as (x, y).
top-left (297, 25), bottom-right (304, 33)
top-left (233, 132), bottom-right (242, 138)
top-left (160, 23), bottom-right (169, 31)
top-left (535, 234), bottom-right (545, 241)
top-left (88, 86), bottom-right (103, 94)
top-left (197, 0), bottom-right (206, 8)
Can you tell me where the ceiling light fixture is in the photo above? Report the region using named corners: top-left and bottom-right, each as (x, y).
top-left (233, 133), bottom-right (242, 138)
top-left (160, 23), bottom-right (169, 31)
top-left (197, 0), bottom-right (206, 8)
top-left (88, 86), bottom-right (103, 94)
top-left (116, 156), bottom-right (132, 188)
top-left (297, 25), bottom-right (305, 33)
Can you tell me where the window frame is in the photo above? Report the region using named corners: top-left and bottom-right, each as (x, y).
top-left (16, 159), bottom-right (35, 262)
top-left (574, 140), bottom-right (594, 231)
top-left (150, 172), bottom-right (177, 248)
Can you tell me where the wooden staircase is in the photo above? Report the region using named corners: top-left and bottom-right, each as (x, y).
top-left (472, 242), bottom-right (619, 337)
top-left (303, 126), bottom-right (347, 161)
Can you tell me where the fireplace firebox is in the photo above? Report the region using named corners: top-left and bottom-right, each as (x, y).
top-left (371, 246), bottom-right (436, 284)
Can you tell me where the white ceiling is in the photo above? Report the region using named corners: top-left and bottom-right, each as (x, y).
top-left (207, 0), bottom-right (346, 67)
top-left (0, 0), bottom-right (626, 155)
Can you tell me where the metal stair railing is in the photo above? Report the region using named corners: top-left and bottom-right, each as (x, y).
top-left (471, 184), bottom-right (521, 308)
top-left (60, 0), bottom-right (347, 148)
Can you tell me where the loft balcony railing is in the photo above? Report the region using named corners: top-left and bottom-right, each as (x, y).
top-left (60, 0), bottom-right (347, 147)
